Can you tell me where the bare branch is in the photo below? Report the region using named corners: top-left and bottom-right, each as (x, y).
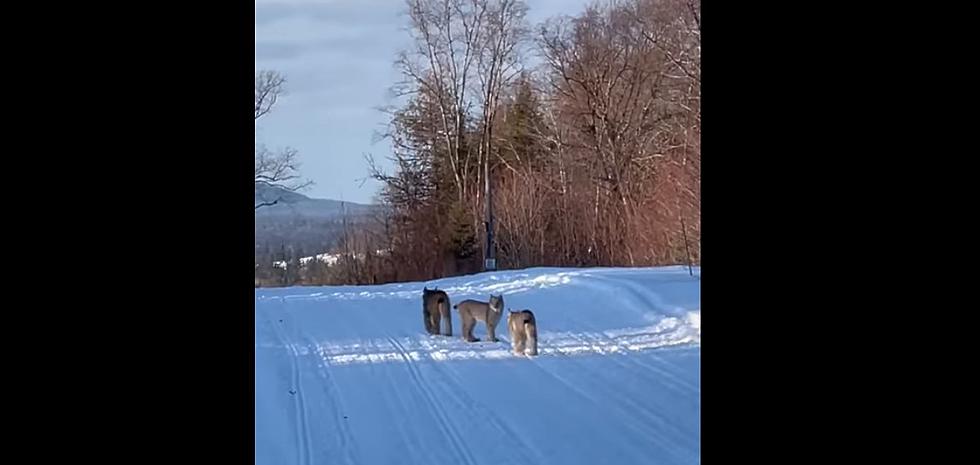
top-left (254, 198), bottom-right (281, 210)
top-left (254, 143), bottom-right (311, 210)
top-left (255, 70), bottom-right (286, 121)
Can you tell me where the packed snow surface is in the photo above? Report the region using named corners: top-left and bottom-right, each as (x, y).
top-left (256, 266), bottom-right (700, 465)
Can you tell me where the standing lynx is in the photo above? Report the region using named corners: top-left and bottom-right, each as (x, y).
top-left (422, 287), bottom-right (452, 336)
top-left (453, 294), bottom-right (504, 342)
top-left (507, 309), bottom-right (538, 356)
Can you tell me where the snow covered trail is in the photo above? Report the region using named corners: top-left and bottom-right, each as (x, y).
top-left (256, 266), bottom-right (700, 465)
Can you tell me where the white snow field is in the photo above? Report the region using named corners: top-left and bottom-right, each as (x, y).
top-left (256, 266), bottom-right (700, 465)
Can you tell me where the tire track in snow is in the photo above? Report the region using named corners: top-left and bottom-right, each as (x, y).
top-left (553, 325), bottom-right (700, 458)
top-left (306, 333), bottom-right (359, 465)
top-left (385, 336), bottom-right (478, 465)
top-left (560, 349), bottom-right (696, 462)
top-left (564, 322), bottom-right (698, 395)
top-left (424, 355), bottom-right (544, 464)
top-left (528, 352), bottom-right (688, 463)
top-left (368, 351), bottom-right (429, 463)
top-left (521, 349), bottom-right (683, 462)
top-left (605, 315), bottom-right (700, 395)
top-left (266, 311), bottom-right (313, 465)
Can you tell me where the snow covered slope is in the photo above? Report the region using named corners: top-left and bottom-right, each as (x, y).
top-left (256, 266), bottom-right (701, 465)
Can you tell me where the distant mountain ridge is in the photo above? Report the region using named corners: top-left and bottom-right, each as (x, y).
top-left (254, 184), bottom-right (375, 218)
top-left (255, 184), bottom-right (379, 256)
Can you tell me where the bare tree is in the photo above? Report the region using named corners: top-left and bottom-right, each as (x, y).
top-left (254, 145), bottom-right (312, 209)
top-left (631, 0), bottom-right (700, 264)
top-left (254, 70), bottom-right (310, 210)
top-left (255, 70), bottom-right (286, 121)
top-left (537, 1), bottom-right (697, 265)
top-left (389, 0), bottom-right (529, 270)
top-left (475, 0), bottom-right (528, 269)
top-left (394, 0), bottom-right (491, 205)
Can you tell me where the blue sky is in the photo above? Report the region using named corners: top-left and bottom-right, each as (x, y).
top-left (255, 0), bottom-right (591, 204)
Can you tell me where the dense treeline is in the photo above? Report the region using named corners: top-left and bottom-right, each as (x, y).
top-left (363, 0), bottom-right (699, 282)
